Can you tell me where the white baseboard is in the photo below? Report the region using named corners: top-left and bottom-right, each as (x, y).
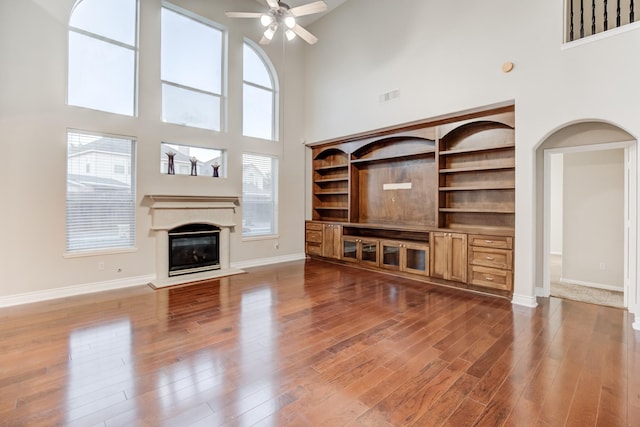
top-left (559, 277), bottom-right (623, 292)
top-left (535, 286), bottom-right (549, 297)
top-left (0, 274), bottom-right (155, 308)
top-left (231, 252), bottom-right (306, 270)
top-left (511, 293), bottom-right (538, 308)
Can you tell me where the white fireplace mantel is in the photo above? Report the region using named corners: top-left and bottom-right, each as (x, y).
top-left (145, 194), bottom-right (243, 288)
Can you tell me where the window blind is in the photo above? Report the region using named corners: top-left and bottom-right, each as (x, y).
top-left (67, 131), bottom-right (136, 252)
top-left (242, 154), bottom-right (278, 237)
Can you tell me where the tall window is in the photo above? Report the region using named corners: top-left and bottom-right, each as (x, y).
top-left (242, 154), bottom-right (278, 237)
top-left (161, 4), bottom-right (224, 131)
top-left (243, 41), bottom-right (277, 140)
top-left (68, 0), bottom-right (138, 116)
top-left (67, 131), bottom-right (136, 252)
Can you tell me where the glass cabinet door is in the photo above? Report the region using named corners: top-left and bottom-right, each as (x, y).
top-left (360, 240), bottom-right (379, 265)
top-left (342, 238), bottom-right (358, 262)
top-left (381, 241), bottom-right (401, 270)
top-left (404, 244), bottom-right (429, 276)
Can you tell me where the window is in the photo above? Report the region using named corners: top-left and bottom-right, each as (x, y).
top-left (243, 41), bottom-right (277, 140)
top-left (67, 131), bottom-right (136, 252)
top-left (242, 154), bottom-right (278, 237)
top-left (68, 0), bottom-right (138, 116)
top-left (161, 4), bottom-right (224, 131)
top-left (160, 142), bottom-right (225, 177)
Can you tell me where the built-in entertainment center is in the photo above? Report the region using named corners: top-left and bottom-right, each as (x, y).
top-left (305, 105), bottom-right (515, 297)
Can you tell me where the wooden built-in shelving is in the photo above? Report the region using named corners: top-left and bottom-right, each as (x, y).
top-left (306, 105), bottom-right (516, 296)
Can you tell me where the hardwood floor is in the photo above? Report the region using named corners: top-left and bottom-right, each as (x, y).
top-left (0, 259), bottom-right (638, 426)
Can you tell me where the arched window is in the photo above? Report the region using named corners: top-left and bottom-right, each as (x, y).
top-left (67, 0), bottom-right (138, 116)
top-left (243, 40), bottom-right (278, 141)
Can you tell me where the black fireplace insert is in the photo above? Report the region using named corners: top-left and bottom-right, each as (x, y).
top-left (168, 223), bottom-right (220, 276)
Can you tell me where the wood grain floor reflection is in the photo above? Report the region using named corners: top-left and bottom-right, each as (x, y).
top-left (0, 259), bottom-right (638, 426)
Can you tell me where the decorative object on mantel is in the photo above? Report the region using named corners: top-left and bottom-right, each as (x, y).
top-left (166, 151), bottom-right (176, 175)
top-left (190, 157), bottom-right (198, 176)
top-left (212, 161), bottom-right (220, 178)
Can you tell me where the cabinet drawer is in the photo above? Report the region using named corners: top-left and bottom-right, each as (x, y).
top-left (468, 234), bottom-right (513, 250)
top-left (306, 243), bottom-right (322, 256)
top-left (305, 230), bottom-right (323, 243)
top-left (469, 247), bottom-right (513, 270)
top-left (306, 221), bottom-right (323, 231)
top-left (469, 265), bottom-right (513, 291)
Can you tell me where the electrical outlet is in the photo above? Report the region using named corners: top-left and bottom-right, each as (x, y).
top-left (98, 261), bottom-right (105, 271)
top-left (274, 241), bottom-right (279, 249)
top-left (599, 262), bottom-right (606, 270)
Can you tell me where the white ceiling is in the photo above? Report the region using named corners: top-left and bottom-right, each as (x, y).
top-left (254, 0), bottom-right (349, 25)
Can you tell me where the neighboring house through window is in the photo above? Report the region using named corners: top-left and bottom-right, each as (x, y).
top-left (67, 131), bottom-right (136, 252)
top-left (161, 3), bottom-right (225, 131)
top-left (242, 154), bottom-right (278, 237)
top-left (67, 0), bottom-right (138, 116)
top-left (243, 40), bottom-right (278, 140)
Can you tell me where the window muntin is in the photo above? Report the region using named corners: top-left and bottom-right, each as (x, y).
top-left (242, 41), bottom-right (277, 141)
top-left (242, 154), bottom-right (278, 237)
top-left (67, 0), bottom-right (137, 116)
top-left (161, 5), bottom-right (224, 131)
top-left (160, 142), bottom-right (225, 177)
top-left (67, 131), bottom-right (136, 253)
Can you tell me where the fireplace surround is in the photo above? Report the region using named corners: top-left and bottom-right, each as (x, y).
top-left (145, 195), bottom-right (243, 288)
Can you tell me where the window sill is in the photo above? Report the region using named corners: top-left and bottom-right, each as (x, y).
top-left (63, 247), bottom-right (138, 259)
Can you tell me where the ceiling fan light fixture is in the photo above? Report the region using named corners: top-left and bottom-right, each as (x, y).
top-left (260, 14), bottom-right (273, 27)
top-left (285, 29), bottom-right (296, 40)
top-left (264, 24), bottom-right (277, 40)
top-left (284, 16), bottom-right (296, 29)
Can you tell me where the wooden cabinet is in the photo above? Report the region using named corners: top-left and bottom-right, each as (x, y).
top-left (430, 232), bottom-right (468, 282)
top-left (305, 221), bottom-right (341, 259)
top-left (341, 236), bottom-right (379, 267)
top-left (305, 221), bottom-right (323, 256)
top-left (380, 240), bottom-right (430, 276)
top-left (322, 223), bottom-right (342, 259)
top-left (307, 105), bottom-right (515, 297)
top-left (468, 234), bottom-right (513, 291)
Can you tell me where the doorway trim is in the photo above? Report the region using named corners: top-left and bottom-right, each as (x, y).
top-left (542, 140), bottom-right (636, 311)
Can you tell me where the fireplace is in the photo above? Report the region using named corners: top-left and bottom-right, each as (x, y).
top-left (145, 194), bottom-right (243, 288)
top-left (168, 224), bottom-right (220, 276)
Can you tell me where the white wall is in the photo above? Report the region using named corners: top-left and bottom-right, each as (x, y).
top-left (303, 0), bottom-right (640, 314)
top-left (0, 0), bottom-right (307, 300)
top-left (549, 154), bottom-right (563, 255)
top-left (563, 149), bottom-right (624, 289)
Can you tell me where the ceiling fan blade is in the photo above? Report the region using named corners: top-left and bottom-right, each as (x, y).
top-left (292, 24), bottom-right (318, 44)
top-left (225, 12), bottom-right (263, 18)
top-left (260, 36), bottom-right (273, 45)
top-left (266, 0), bottom-right (279, 8)
top-left (290, 1), bottom-right (328, 17)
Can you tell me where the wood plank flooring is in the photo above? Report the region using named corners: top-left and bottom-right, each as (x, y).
top-left (0, 259), bottom-right (638, 426)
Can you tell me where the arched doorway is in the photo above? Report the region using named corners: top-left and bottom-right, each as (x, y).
top-left (535, 121), bottom-right (637, 311)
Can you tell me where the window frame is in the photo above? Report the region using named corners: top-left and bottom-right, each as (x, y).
top-left (65, 129), bottom-right (137, 255)
top-left (242, 153), bottom-right (279, 239)
top-left (242, 39), bottom-right (279, 141)
top-left (160, 1), bottom-right (227, 131)
top-left (67, 0), bottom-right (139, 116)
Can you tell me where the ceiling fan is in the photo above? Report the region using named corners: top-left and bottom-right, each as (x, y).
top-left (226, 0), bottom-right (327, 45)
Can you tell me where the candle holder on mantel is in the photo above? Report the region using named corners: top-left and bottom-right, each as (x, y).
top-left (212, 162), bottom-right (220, 178)
top-left (190, 157), bottom-right (198, 176)
top-left (166, 151), bottom-right (176, 175)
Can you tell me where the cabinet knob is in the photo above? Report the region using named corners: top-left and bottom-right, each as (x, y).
top-left (485, 240), bottom-right (494, 244)
top-left (484, 276), bottom-right (494, 281)
top-left (486, 256), bottom-right (494, 260)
